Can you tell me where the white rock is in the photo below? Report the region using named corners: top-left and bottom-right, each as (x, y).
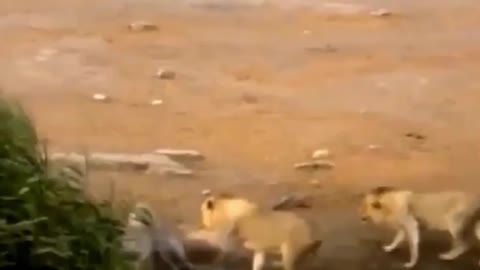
top-left (156, 69), bottom-right (176, 79)
top-left (35, 48), bottom-right (58, 62)
top-left (312, 148), bottom-right (330, 159)
top-left (153, 149), bottom-right (204, 162)
top-left (92, 93), bottom-right (110, 102)
top-left (128, 21), bottom-right (158, 31)
top-left (151, 99), bottom-right (163, 106)
top-left (202, 189), bottom-right (212, 196)
top-left (370, 8), bottom-right (391, 17)
top-left (294, 161), bottom-right (335, 170)
top-left (368, 144), bottom-right (380, 150)
top-left (310, 179), bottom-right (321, 186)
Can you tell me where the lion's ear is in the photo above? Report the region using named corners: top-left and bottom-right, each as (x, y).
top-left (206, 199), bottom-right (215, 210)
top-left (371, 201), bottom-right (382, 209)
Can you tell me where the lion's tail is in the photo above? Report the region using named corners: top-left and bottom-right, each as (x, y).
top-left (459, 205), bottom-right (480, 244)
top-left (293, 239), bottom-right (322, 267)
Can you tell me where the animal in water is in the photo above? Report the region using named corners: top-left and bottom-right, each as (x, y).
top-left (359, 186), bottom-right (480, 268)
top-left (200, 193), bottom-right (322, 270)
top-left (124, 203), bottom-right (195, 270)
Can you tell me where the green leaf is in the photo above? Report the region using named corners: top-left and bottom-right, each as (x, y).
top-left (18, 187), bottom-right (30, 195)
top-left (0, 217), bottom-right (48, 231)
top-left (0, 97), bottom-right (134, 270)
top-left (26, 175), bottom-right (40, 183)
top-left (34, 247), bottom-right (72, 258)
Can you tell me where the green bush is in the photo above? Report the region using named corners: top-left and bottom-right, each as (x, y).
top-left (0, 98), bottom-right (134, 270)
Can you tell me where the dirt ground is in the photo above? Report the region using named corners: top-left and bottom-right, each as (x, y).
top-left (2, 0), bottom-right (480, 269)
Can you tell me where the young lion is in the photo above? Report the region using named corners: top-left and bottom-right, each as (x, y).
top-left (360, 186), bottom-right (480, 268)
top-left (200, 193), bottom-right (322, 270)
top-left (200, 193), bottom-right (259, 230)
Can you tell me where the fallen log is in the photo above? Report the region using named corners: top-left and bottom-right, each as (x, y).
top-left (50, 152), bottom-right (193, 176)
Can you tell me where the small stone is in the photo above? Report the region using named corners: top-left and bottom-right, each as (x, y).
top-left (153, 149), bottom-right (204, 162)
top-left (241, 93), bottom-right (258, 104)
top-left (294, 161), bottom-right (335, 170)
top-left (405, 132), bottom-right (426, 140)
top-left (202, 189), bottom-right (212, 196)
top-left (312, 149), bottom-right (330, 159)
top-left (92, 93), bottom-right (110, 102)
top-left (34, 48), bottom-right (57, 62)
top-left (128, 21), bottom-right (158, 31)
top-left (310, 179), bottom-right (321, 186)
top-left (368, 144), bottom-right (380, 150)
top-left (151, 99), bottom-right (163, 106)
top-left (156, 69), bottom-right (176, 80)
top-left (302, 30), bottom-right (311, 35)
top-left (370, 8), bottom-right (391, 17)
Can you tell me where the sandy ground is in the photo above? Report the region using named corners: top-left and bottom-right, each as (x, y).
top-left (2, 0), bottom-right (480, 269)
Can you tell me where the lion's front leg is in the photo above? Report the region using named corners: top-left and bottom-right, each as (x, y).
top-left (383, 230), bottom-right (405, 253)
top-left (402, 217), bottom-right (420, 269)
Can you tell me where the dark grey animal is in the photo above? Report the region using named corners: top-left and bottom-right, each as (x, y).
top-left (123, 203), bottom-right (196, 270)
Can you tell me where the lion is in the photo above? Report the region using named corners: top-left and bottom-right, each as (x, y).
top-left (200, 192), bottom-right (322, 270)
top-left (359, 186), bottom-right (480, 268)
top-left (200, 193), bottom-right (260, 230)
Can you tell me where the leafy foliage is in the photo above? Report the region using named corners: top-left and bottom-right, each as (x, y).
top-left (0, 98), bottom-right (134, 270)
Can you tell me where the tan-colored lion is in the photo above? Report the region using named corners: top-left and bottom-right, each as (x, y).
top-left (360, 186), bottom-right (480, 268)
top-left (200, 192), bottom-right (321, 270)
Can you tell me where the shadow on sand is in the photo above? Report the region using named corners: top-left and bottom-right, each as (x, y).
top-left (315, 231), bottom-right (479, 270)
